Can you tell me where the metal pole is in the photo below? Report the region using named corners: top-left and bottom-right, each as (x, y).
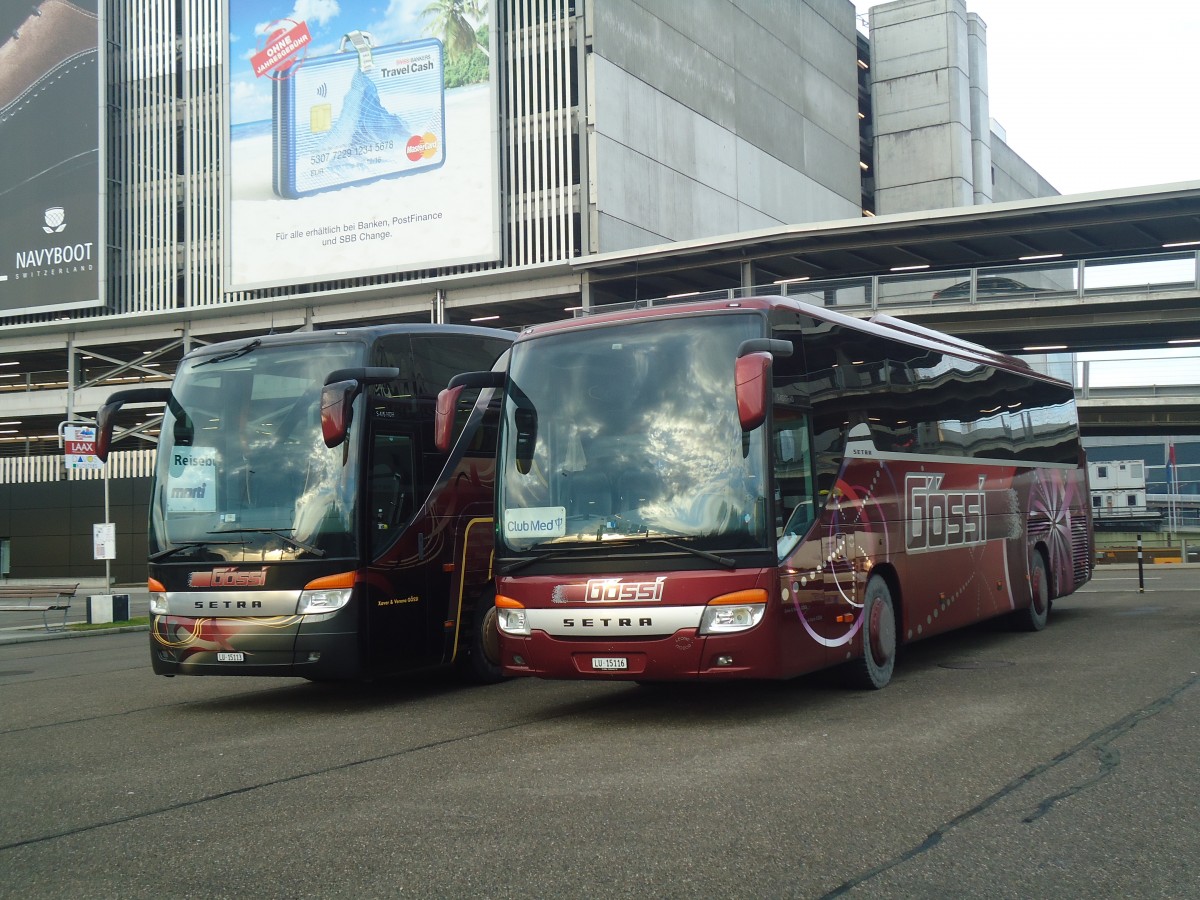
top-left (104, 465), bottom-right (111, 588)
top-left (1165, 439), bottom-right (1174, 534)
top-left (66, 333), bottom-right (77, 425)
top-left (1136, 534), bottom-right (1144, 593)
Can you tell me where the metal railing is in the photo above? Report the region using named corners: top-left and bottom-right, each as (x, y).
top-left (0, 448), bottom-right (157, 484)
top-left (757, 249), bottom-right (1200, 310)
top-left (577, 249), bottom-right (1200, 321)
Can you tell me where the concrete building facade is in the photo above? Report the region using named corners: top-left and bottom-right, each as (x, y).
top-left (868, 0), bottom-right (1052, 212)
top-left (588, 0), bottom-right (862, 246)
top-left (0, 0), bottom-right (1062, 580)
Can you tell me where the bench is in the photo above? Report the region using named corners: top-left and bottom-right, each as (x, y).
top-left (0, 583), bottom-right (79, 632)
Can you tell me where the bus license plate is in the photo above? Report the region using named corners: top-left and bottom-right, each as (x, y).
top-left (217, 652), bottom-right (245, 662)
top-left (592, 657), bottom-right (627, 671)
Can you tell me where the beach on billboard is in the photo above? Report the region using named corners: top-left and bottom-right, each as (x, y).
top-left (229, 84), bottom-right (497, 290)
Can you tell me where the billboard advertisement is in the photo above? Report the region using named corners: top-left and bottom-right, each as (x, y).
top-left (225, 1), bottom-right (501, 291)
top-left (0, 0), bottom-right (104, 317)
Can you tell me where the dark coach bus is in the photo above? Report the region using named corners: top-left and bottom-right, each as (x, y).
top-left (99, 324), bottom-right (512, 682)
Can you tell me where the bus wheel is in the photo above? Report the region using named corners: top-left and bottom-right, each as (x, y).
top-left (1013, 551), bottom-right (1050, 632)
top-left (460, 591), bottom-right (507, 685)
top-left (847, 576), bottom-right (896, 690)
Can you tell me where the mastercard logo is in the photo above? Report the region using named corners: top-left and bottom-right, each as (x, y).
top-left (406, 133), bottom-right (439, 161)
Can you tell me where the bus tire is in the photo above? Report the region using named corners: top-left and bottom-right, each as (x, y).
top-left (460, 590), bottom-right (507, 685)
top-left (847, 576), bottom-right (896, 690)
top-left (1013, 551), bottom-right (1050, 632)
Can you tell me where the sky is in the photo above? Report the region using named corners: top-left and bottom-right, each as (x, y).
top-left (855, 1), bottom-right (1200, 389)
top-left (855, 0), bottom-right (1200, 195)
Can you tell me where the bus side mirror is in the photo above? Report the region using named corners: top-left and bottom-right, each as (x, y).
top-left (434, 385), bottom-right (465, 453)
top-left (733, 338), bottom-right (791, 432)
top-left (435, 370), bottom-right (506, 453)
top-left (320, 380), bottom-right (358, 448)
top-left (320, 367), bottom-right (402, 449)
top-left (735, 352), bottom-right (772, 432)
top-left (95, 387), bottom-right (172, 461)
top-left (96, 403), bottom-right (120, 463)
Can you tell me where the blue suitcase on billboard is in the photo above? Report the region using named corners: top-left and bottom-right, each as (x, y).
top-left (272, 32), bottom-right (445, 198)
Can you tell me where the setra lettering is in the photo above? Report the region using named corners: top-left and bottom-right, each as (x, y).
top-left (562, 617), bottom-right (653, 628)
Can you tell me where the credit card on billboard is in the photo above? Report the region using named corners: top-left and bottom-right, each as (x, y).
top-left (272, 36), bottom-right (445, 198)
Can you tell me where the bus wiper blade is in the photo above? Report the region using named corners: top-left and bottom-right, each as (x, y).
top-left (207, 527), bottom-right (326, 558)
top-left (193, 338), bottom-right (262, 368)
top-left (497, 547), bottom-right (579, 576)
top-left (646, 539), bottom-right (737, 569)
top-left (149, 540), bottom-right (241, 562)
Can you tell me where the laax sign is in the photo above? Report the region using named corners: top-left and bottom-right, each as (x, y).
top-left (63, 425), bottom-right (104, 471)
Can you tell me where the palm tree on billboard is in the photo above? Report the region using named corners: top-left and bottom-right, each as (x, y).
top-left (422, 0), bottom-right (488, 61)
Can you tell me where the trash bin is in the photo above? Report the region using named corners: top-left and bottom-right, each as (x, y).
top-left (87, 594), bottom-right (131, 624)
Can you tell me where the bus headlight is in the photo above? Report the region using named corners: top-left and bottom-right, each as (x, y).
top-left (148, 578), bottom-right (167, 615)
top-left (296, 588), bottom-right (352, 615)
top-left (297, 572), bottom-right (356, 615)
top-left (698, 589), bottom-right (768, 635)
top-left (495, 595), bottom-right (530, 636)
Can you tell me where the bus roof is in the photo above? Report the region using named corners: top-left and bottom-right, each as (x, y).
top-left (867, 313), bottom-right (1033, 371)
top-left (183, 323), bottom-right (514, 363)
top-left (515, 295), bottom-right (1068, 388)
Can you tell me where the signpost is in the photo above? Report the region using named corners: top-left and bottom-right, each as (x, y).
top-left (63, 425), bottom-right (104, 470)
top-left (59, 422), bottom-right (112, 586)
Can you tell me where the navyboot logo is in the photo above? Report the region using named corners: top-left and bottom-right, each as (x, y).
top-left (43, 207), bottom-right (66, 234)
top-left (14, 206), bottom-right (94, 272)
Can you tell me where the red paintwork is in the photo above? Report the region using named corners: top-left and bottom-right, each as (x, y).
top-left (498, 456), bottom-right (1091, 682)
top-left (496, 296), bottom-right (1089, 682)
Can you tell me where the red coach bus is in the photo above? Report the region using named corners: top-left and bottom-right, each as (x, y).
top-left (98, 325), bottom-right (513, 682)
top-left (438, 296), bottom-right (1092, 687)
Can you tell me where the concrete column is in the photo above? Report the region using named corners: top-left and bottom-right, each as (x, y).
top-left (967, 13), bottom-right (992, 204)
top-left (869, 0), bottom-right (976, 214)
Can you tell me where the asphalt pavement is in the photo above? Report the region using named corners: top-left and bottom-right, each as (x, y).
top-left (0, 565), bottom-right (1197, 898)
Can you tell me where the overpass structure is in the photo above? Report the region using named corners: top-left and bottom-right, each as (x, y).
top-left (2, 182), bottom-right (1199, 458)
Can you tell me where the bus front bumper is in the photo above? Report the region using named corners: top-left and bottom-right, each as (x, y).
top-left (498, 628), bottom-right (774, 681)
top-left (149, 614), bottom-right (361, 679)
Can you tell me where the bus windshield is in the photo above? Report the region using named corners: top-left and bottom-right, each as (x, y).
top-left (148, 340), bottom-right (364, 562)
top-left (498, 312), bottom-right (768, 555)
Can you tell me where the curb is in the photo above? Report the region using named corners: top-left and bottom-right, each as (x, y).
top-left (0, 624), bottom-right (151, 646)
